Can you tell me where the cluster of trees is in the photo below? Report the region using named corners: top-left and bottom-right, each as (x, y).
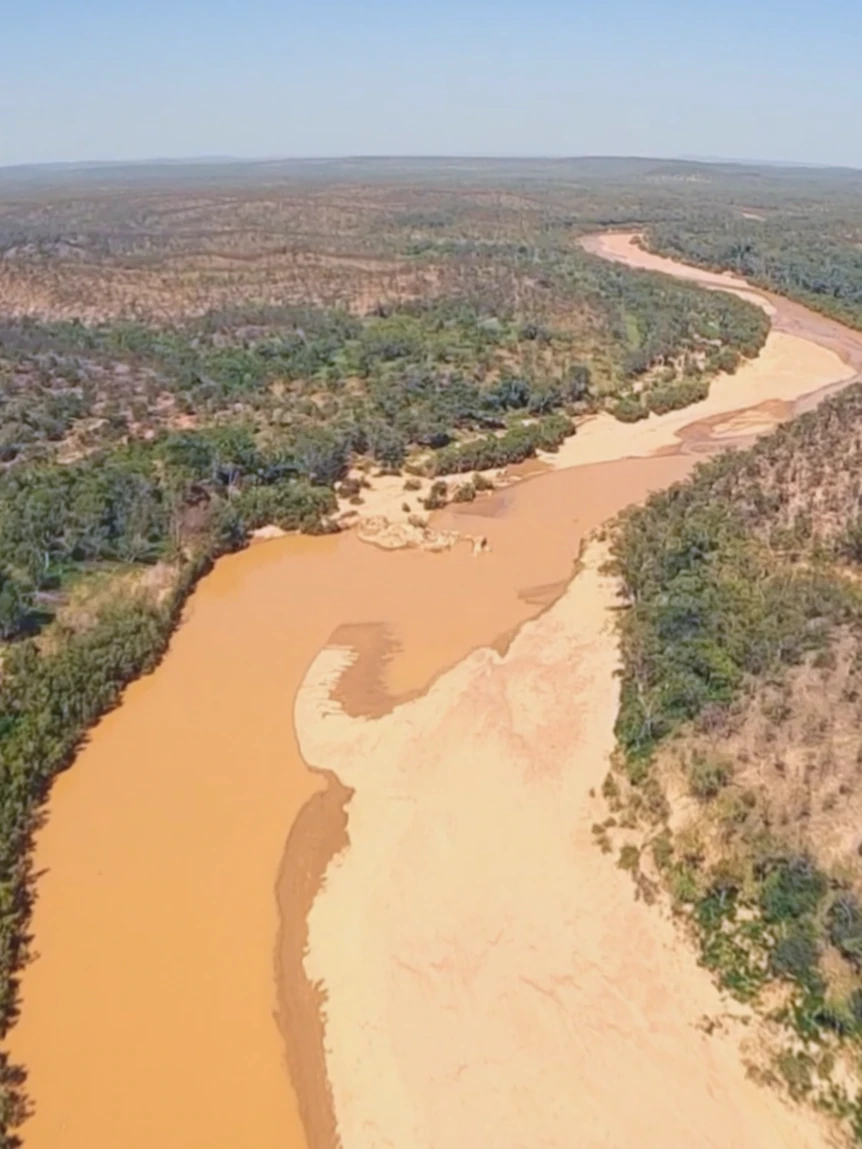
top-left (684, 839), bottom-right (862, 1129)
top-left (411, 241), bottom-right (770, 381)
top-left (647, 219), bottom-right (862, 330)
top-left (431, 414), bottom-right (573, 474)
top-left (404, 243), bottom-right (769, 417)
top-left (0, 247), bottom-right (772, 473)
top-left (612, 385), bottom-right (862, 760)
top-left (613, 376), bottom-right (711, 422)
top-left (614, 488), bottom-right (854, 761)
top-left (0, 423), bottom-right (341, 642)
top-left (572, 254), bottom-right (768, 377)
top-left (0, 367), bottom-right (88, 463)
top-left (0, 302), bottom-right (579, 469)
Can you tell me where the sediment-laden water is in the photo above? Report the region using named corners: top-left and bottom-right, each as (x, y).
top-left (8, 234), bottom-right (861, 1149)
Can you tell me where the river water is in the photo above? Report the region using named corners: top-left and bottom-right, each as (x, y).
top-left (7, 235), bottom-right (862, 1149)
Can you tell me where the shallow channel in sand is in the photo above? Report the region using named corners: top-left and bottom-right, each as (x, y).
top-left (6, 232), bottom-right (862, 1149)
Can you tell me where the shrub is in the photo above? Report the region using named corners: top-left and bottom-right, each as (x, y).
top-left (828, 894), bottom-right (862, 967)
top-left (336, 477), bottom-right (362, 498)
top-left (838, 517), bottom-right (862, 563)
top-left (613, 396), bottom-right (648, 422)
top-left (228, 480), bottom-right (336, 533)
top-left (645, 376), bottom-right (709, 415)
top-left (776, 1050), bottom-right (814, 1100)
top-left (688, 752), bottom-right (731, 800)
top-left (618, 844), bottom-right (640, 871)
top-left (532, 413), bottom-right (573, 452)
top-left (452, 482), bottom-right (476, 503)
top-left (565, 363), bottom-right (591, 401)
top-left (715, 347), bottom-right (741, 374)
top-left (431, 415), bottom-right (573, 475)
top-left (652, 831), bottom-right (674, 871)
top-left (771, 921), bottom-right (820, 983)
top-left (0, 569), bottom-right (33, 641)
top-left (760, 856), bottom-right (827, 923)
top-left (423, 480), bottom-right (448, 510)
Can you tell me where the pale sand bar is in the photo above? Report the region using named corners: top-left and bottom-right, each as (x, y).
top-left (548, 329), bottom-right (854, 469)
top-left (293, 234), bottom-right (862, 1149)
top-left (297, 545), bottom-right (830, 1149)
top-left (343, 232), bottom-right (855, 530)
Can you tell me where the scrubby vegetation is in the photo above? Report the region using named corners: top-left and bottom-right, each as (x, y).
top-left (610, 385), bottom-right (862, 1137)
top-left (431, 414), bottom-right (573, 474)
top-left (0, 258), bottom-right (767, 474)
top-left (647, 218), bottom-right (862, 331)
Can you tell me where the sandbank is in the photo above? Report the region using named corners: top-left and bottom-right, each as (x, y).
top-left (294, 232), bottom-right (862, 1149)
top-left (297, 544), bottom-right (830, 1149)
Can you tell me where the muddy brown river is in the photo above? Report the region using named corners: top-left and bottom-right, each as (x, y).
top-left (7, 235), bottom-right (862, 1149)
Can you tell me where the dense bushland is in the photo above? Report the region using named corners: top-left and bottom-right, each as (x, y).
top-left (0, 423), bottom-right (339, 642)
top-left (0, 257), bottom-right (768, 471)
top-left (647, 219), bottom-right (862, 330)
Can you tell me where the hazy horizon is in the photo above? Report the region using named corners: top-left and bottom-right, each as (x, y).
top-left (2, 152), bottom-right (860, 174)
top-left (4, 0), bottom-right (861, 169)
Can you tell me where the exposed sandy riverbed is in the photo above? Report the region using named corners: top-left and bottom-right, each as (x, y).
top-left (582, 231), bottom-right (862, 400)
top-left (7, 232), bottom-right (862, 1149)
top-left (294, 234), bottom-right (862, 1149)
top-left (6, 454), bottom-right (691, 1149)
top-left (297, 544), bottom-right (831, 1149)
top-left (547, 330), bottom-right (853, 469)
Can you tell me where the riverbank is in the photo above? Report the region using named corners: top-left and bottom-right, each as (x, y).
top-left (6, 450), bottom-right (692, 1149)
top-left (331, 231), bottom-right (857, 540)
top-left (296, 542), bottom-right (832, 1149)
top-left (292, 235), bottom-right (862, 1149)
top-left (8, 231), bottom-right (862, 1149)
top-left (581, 231), bottom-right (862, 397)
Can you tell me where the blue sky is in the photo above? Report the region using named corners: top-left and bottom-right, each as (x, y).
top-left (2, 0), bottom-right (860, 167)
